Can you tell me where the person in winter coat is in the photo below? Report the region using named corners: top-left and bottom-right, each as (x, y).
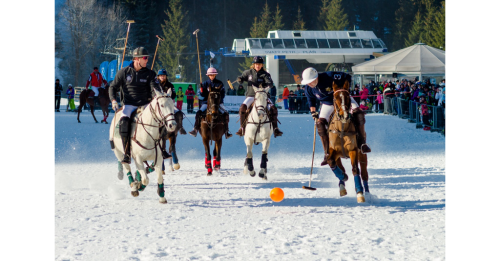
top-left (236, 85), bottom-right (245, 96)
top-left (176, 87), bottom-right (184, 110)
top-left (66, 84), bottom-right (75, 112)
top-left (282, 85), bottom-right (289, 110)
top-left (360, 85), bottom-right (369, 103)
top-left (234, 56), bottom-right (282, 137)
top-left (351, 85), bottom-right (361, 105)
top-left (288, 90), bottom-right (296, 113)
top-left (269, 85), bottom-right (277, 105)
top-left (55, 79), bottom-right (63, 112)
top-left (438, 87), bottom-right (445, 107)
top-left (85, 67), bottom-right (108, 97)
top-left (360, 100), bottom-right (369, 111)
top-left (109, 47), bottom-right (163, 164)
top-left (185, 85), bottom-right (195, 113)
top-left (188, 67), bottom-right (232, 139)
top-left (374, 90), bottom-right (384, 113)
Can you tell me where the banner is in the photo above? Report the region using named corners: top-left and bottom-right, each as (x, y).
top-left (99, 61), bottom-right (109, 81)
top-left (224, 96), bottom-right (246, 112)
top-left (108, 60), bottom-right (117, 81)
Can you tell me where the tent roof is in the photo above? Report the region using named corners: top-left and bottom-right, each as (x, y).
top-left (352, 43), bottom-right (445, 74)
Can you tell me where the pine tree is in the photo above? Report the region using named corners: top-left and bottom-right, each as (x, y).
top-left (157, 0), bottom-right (189, 82)
top-left (293, 6), bottom-right (306, 31)
top-left (271, 3), bottom-right (284, 30)
top-left (318, 0), bottom-right (330, 29)
top-left (428, 1), bottom-right (445, 50)
top-left (392, 0), bottom-right (417, 50)
top-left (405, 11), bottom-right (424, 46)
top-left (324, 0), bottom-right (349, 31)
top-left (421, 0), bottom-right (436, 45)
top-left (133, 0), bottom-right (151, 50)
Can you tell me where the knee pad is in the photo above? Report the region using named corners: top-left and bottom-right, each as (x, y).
top-left (119, 117), bottom-right (130, 135)
top-left (316, 118), bottom-right (328, 137)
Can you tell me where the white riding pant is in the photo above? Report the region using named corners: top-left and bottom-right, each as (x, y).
top-left (121, 105), bottom-right (138, 118)
top-left (200, 103), bottom-right (226, 113)
top-left (319, 98), bottom-right (360, 123)
top-left (243, 97), bottom-right (272, 110)
top-left (91, 86), bottom-right (100, 97)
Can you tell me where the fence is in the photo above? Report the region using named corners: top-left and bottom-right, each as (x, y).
top-left (392, 97), bottom-right (445, 134)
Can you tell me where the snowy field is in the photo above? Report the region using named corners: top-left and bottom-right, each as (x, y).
top-left (55, 110), bottom-right (445, 260)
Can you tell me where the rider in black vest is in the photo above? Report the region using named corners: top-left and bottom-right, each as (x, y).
top-left (235, 56), bottom-right (283, 138)
top-left (109, 47), bottom-right (163, 164)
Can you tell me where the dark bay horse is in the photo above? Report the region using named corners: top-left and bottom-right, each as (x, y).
top-left (77, 85), bottom-right (111, 123)
top-left (199, 86), bottom-right (226, 176)
top-left (327, 79), bottom-right (370, 203)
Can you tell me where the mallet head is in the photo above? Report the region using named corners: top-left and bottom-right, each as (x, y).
top-left (126, 20), bottom-right (135, 23)
top-left (193, 29), bottom-right (200, 35)
top-left (156, 35), bottom-right (164, 41)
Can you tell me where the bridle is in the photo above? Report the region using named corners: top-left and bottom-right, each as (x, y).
top-left (247, 89), bottom-right (271, 145)
top-left (332, 89), bottom-right (351, 123)
top-left (330, 88), bottom-right (356, 158)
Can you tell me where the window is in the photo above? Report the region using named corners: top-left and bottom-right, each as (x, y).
top-left (317, 39), bottom-right (329, 48)
top-left (293, 32), bottom-right (301, 37)
top-left (350, 39), bottom-right (363, 48)
top-left (271, 39), bottom-right (284, 48)
top-left (305, 39), bottom-right (318, 48)
top-left (348, 32), bottom-right (357, 37)
top-left (339, 39), bottom-right (351, 48)
top-left (294, 39), bottom-right (307, 48)
top-left (248, 39), bottom-right (262, 49)
top-left (371, 39), bottom-right (382, 48)
top-left (328, 39), bottom-right (340, 48)
top-left (269, 33), bottom-right (276, 38)
top-left (260, 39), bottom-right (273, 49)
top-left (283, 39), bottom-right (296, 48)
top-left (361, 39), bottom-right (373, 48)
top-left (378, 39), bottom-right (388, 48)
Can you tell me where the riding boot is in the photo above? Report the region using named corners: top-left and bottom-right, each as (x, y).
top-left (352, 108), bottom-right (371, 154)
top-left (174, 110), bottom-right (187, 135)
top-left (270, 105), bottom-right (283, 138)
top-left (119, 117), bottom-right (132, 164)
top-left (224, 112), bottom-right (232, 139)
top-left (235, 104), bottom-right (247, 137)
top-left (189, 110), bottom-right (203, 137)
top-left (159, 128), bottom-right (172, 159)
top-left (317, 118), bottom-right (330, 166)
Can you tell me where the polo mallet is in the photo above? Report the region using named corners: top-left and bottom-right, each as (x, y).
top-left (193, 29), bottom-right (202, 87)
top-left (303, 121), bottom-right (317, 190)
top-left (226, 79), bottom-right (235, 90)
top-left (121, 20), bottom-right (135, 69)
top-left (151, 35), bottom-right (164, 70)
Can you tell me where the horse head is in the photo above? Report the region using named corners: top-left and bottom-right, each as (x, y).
top-left (154, 88), bottom-right (176, 132)
top-left (252, 84), bottom-right (269, 121)
top-left (208, 85), bottom-right (222, 118)
top-left (332, 79), bottom-right (351, 120)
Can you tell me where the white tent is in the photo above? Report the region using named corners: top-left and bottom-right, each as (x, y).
top-left (352, 43), bottom-right (445, 83)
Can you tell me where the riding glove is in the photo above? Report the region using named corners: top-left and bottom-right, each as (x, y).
top-left (112, 100), bottom-right (119, 111)
top-left (311, 111), bottom-right (319, 120)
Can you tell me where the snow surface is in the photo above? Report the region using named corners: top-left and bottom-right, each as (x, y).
top-left (55, 110), bottom-right (445, 260)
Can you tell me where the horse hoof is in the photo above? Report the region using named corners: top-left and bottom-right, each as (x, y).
top-left (261, 175), bottom-right (267, 180)
top-left (131, 191), bottom-right (139, 197)
top-left (207, 172), bottom-right (212, 176)
top-left (249, 170), bottom-right (256, 177)
top-left (142, 177), bottom-right (149, 186)
top-left (159, 197), bottom-right (167, 204)
top-left (117, 171), bottom-right (124, 180)
top-left (259, 169), bottom-right (266, 178)
top-left (339, 184), bottom-right (347, 197)
top-left (174, 163), bottom-right (180, 170)
top-left (105, 121), bottom-right (108, 124)
top-left (357, 192), bottom-right (365, 203)
top-left (101, 120), bottom-right (104, 123)
top-left (78, 120), bottom-right (81, 123)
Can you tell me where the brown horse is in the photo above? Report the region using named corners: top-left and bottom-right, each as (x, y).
top-left (327, 79), bottom-right (369, 203)
top-left (77, 85), bottom-right (111, 123)
top-left (199, 86), bottom-right (226, 176)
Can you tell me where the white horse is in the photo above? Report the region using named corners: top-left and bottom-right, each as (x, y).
top-left (243, 86), bottom-right (272, 180)
top-left (109, 89), bottom-right (176, 204)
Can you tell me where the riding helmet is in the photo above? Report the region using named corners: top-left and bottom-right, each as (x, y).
top-left (132, 47), bottom-right (150, 57)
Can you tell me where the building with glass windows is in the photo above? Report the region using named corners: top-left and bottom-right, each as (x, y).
top-left (230, 30), bottom-right (388, 90)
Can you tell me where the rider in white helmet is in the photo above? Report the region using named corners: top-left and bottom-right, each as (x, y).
top-left (302, 67), bottom-right (371, 167)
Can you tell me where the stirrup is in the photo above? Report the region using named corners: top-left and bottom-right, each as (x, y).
top-left (121, 154), bottom-right (131, 164)
top-left (162, 150), bottom-right (172, 159)
top-left (273, 128), bottom-right (283, 138)
top-left (235, 127), bottom-right (245, 137)
top-left (179, 127), bottom-right (187, 135)
top-left (225, 131), bottom-right (233, 139)
top-left (189, 129), bottom-right (197, 137)
top-left (361, 144), bottom-right (371, 154)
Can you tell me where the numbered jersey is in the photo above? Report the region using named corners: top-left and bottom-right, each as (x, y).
top-left (304, 71), bottom-right (351, 106)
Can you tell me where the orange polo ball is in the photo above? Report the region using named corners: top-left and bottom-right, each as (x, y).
top-left (270, 188), bottom-right (285, 202)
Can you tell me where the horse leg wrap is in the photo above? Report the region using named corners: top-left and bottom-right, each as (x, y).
top-left (246, 158), bottom-right (254, 172)
top-left (135, 171), bottom-right (146, 191)
top-left (157, 183), bottom-right (165, 197)
top-left (354, 175), bottom-right (363, 193)
top-left (126, 172), bottom-right (134, 185)
top-left (260, 153), bottom-right (268, 169)
top-left (331, 166), bottom-right (347, 182)
top-left (205, 154), bottom-right (211, 169)
top-left (363, 180), bottom-right (370, 193)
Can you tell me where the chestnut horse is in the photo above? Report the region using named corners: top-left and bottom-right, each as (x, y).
top-left (199, 86), bottom-right (226, 176)
top-left (327, 79), bottom-right (370, 203)
top-left (77, 85), bottom-right (111, 123)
